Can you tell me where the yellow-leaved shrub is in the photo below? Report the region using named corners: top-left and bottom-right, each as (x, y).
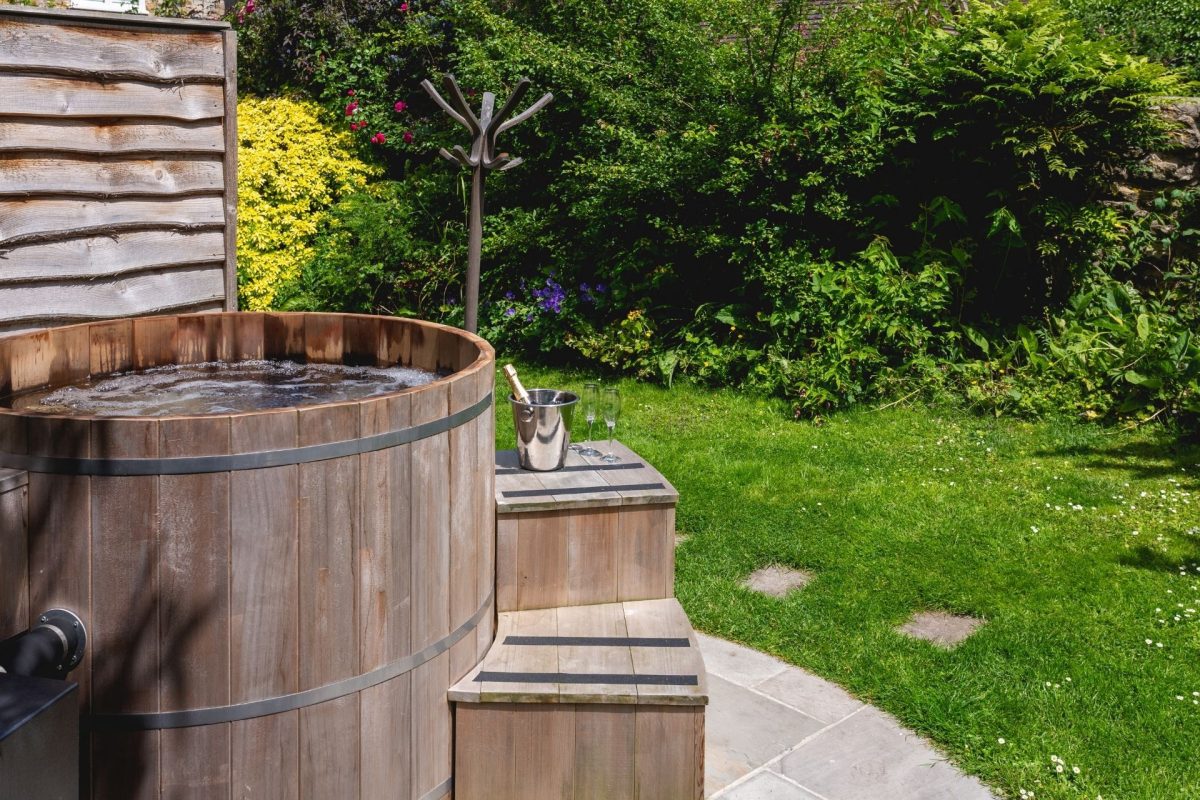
top-left (236, 97), bottom-right (377, 310)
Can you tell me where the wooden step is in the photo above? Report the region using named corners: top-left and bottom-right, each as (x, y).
top-left (451, 599), bottom-right (706, 800)
top-left (450, 598), bottom-right (707, 706)
top-left (495, 443), bottom-right (680, 611)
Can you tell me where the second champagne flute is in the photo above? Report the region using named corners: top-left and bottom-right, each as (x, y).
top-left (601, 387), bottom-right (621, 463)
top-left (579, 382), bottom-right (601, 457)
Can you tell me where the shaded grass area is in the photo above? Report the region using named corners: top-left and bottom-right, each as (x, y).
top-left (495, 364), bottom-right (1200, 800)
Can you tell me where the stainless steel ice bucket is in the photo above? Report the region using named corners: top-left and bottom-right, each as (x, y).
top-left (509, 389), bottom-right (578, 471)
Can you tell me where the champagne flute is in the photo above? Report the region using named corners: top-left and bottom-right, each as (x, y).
top-left (579, 382), bottom-right (601, 457)
top-left (601, 387), bottom-right (621, 463)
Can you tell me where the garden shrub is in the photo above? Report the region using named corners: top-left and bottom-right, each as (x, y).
top-left (880, 0), bottom-right (1182, 323)
top-left (1059, 0), bottom-right (1200, 79)
top-left (233, 0), bottom-right (1199, 432)
top-left (236, 96), bottom-right (377, 310)
top-left (276, 177), bottom-right (465, 317)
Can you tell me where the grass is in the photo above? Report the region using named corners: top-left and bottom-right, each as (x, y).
top-left (497, 364), bottom-right (1200, 800)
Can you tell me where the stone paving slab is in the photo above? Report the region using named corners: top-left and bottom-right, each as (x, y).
top-left (705, 673), bottom-right (826, 791)
top-left (699, 633), bottom-right (998, 800)
top-left (720, 771), bottom-right (824, 800)
top-left (773, 706), bottom-right (996, 800)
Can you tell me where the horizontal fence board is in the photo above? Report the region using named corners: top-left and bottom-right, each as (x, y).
top-left (0, 266), bottom-right (226, 324)
top-left (0, 6), bottom-right (231, 34)
top-left (0, 230), bottom-right (225, 283)
top-left (0, 302), bottom-right (225, 338)
top-left (0, 18), bottom-right (225, 82)
top-left (0, 74), bottom-right (223, 121)
top-left (0, 156), bottom-right (223, 197)
top-left (0, 119), bottom-right (224, 156)
top-left (0, 197), bottom-right (225, 245)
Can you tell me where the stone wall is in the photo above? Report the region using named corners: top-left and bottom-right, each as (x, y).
top-left (1116, 99), bottom-right (1200, 207)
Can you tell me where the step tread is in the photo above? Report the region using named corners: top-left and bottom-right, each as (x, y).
top-left (450, 598), bottom-right (707, 706)
top-left (495, 441), bottom-right (678, 514)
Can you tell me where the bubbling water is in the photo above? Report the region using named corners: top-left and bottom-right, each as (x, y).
top-left (5, 359), bottom-right (441, 417)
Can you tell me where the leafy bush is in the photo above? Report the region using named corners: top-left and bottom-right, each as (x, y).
top-left (236, 96), bottom-right (376, 310)
top-left (234, 0), bottom-right (1198, 432)
top-left (276, 177), bottom-right (464, 316)
top-left (880, 0), bottom-right (1182, 323)
top-left (1059, 0), bottom-right (1200, 79)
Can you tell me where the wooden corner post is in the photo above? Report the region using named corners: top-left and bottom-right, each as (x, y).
top-left (421, 74), bottom-right (552, 333)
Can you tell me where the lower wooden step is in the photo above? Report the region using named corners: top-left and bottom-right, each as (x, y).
top-left (455, 702), bottom-right (704, 800)
top-left (450, 598), bottom-right (708, 706)
top-left (450, 598), bottom-right (706, 800)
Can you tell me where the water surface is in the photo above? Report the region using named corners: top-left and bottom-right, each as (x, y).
top-left (4, 359), bottom-right (439, 417)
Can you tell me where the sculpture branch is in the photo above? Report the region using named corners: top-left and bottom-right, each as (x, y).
top-left (423, 73), bottom-right (553, 334)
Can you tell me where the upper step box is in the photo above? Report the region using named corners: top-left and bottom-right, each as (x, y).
top-left (495, 441), bottom-right (680, 612)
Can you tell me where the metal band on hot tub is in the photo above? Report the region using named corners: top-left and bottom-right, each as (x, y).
top-left (0, 392), bottom-right (492, 476)
top-left (87, 589), bottom-right (495, 730)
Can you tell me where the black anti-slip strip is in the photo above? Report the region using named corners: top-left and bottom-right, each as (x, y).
top-left (501, 482), bottom-right (665, 498)
top-left (504, 636), bottom-right (691, 648)
top-left (495, 461), bottom-right (645, 476)
top-left (475, 671), bottom-right (698, 686)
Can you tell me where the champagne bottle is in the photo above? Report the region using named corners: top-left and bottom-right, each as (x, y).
top-left (503, 364), bottom-right (531, 403)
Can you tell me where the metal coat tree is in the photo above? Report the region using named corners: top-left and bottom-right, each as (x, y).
top-left (421, 74), bottom-right (552, 333)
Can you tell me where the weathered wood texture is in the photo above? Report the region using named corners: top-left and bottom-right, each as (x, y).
top-left (450, 598), bottom-right (707, 707)
top-left (0, 7), bottom-right (239, 335)
top-left (0, 468), bottom-right (29, 641)
top-left (0, 312), bottom-right (495, 800)
top-left (494, 442), bottom-right (678, 611)
top-left (454, 703), bottom-right (705, 800)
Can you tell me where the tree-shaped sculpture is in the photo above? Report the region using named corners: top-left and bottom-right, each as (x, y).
top-left (421, 73), bottom-right (553, 333)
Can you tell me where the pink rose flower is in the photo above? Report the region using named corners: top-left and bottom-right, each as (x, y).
top-left (402, 130), bottom-right (414, 144)
top-left (345, 101), bottom-right (358, 116)
top-left (394, 100), bottom-right (407, 113)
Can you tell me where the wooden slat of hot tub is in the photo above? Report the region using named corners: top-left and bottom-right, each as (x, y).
top-left (229, 409), bottom-right (300, 798)
top-left (475, 366), bottom-right (497, 661)
top-left (90, 417), bottom-right (161, 800)
top-left (449, 366), bottom-right (483, 681)
top-left (23, 416), bottom-right (91, 717)
top-left (411, 378), bottom-right (453, 799)
top-left (158, 415), bottom-right (231, 797)
top-left (297, 400), bottom-right (361, 798)
top-left (359, 391), bottom-right (414, 800)
top-left (0, 469), bottom-right (29, 642)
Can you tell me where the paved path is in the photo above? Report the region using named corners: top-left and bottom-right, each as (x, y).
top-left (699, 633), bottom-right (998, 800)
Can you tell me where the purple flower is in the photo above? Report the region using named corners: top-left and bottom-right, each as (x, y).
top-left (504, 307), bottom-right (516, 317)
top-left (525, 313), bottom-right (534, 322)
top-left (595, 283), bottom-right (607, 294)
top-left (504, 290), bottom-right (515, 300)
top-left (533, 278), bottom-right (566, 313)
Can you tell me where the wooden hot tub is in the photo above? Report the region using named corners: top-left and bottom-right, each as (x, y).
top-left (0, 312), bottom-right (495, 799)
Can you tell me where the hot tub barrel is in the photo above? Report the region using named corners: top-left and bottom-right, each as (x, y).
top-left (0, 312), bottom-right (496, 800)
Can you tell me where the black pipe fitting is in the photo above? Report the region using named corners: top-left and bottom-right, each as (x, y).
top-left (0, 609), bottom-right (86, 679)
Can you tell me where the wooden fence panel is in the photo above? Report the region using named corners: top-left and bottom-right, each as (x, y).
top-left (0, 6), bottom-right (238, 336)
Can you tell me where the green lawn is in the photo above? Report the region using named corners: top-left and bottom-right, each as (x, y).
top-left (496, 364), bottom-right (1200, 800)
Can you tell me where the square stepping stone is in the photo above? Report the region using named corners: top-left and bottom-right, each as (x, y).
top-left (743, 565), bottom-right (813, 598)
top-left (897, 610), bottom-right (983, 649)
